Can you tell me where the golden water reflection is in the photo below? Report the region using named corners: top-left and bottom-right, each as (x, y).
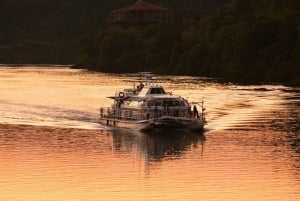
top-left (0, 66), bottom-right (299, 201)
top-left (0, 124), bottom-right (299, 201)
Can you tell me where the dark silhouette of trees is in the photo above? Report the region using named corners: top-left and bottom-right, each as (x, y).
top-left (0, 0), bottom-right (299, 85)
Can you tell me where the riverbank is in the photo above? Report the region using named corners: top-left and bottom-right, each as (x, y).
top-left (77, 1), bottom-right (300, 87)
top-left (72, 64), bottom-right (300, 87)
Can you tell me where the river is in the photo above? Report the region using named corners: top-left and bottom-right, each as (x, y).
top-left (0, 66), bottom-right (299, 201)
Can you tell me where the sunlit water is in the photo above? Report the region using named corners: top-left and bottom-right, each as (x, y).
top-left (0, 66), bottom-right (299, 201)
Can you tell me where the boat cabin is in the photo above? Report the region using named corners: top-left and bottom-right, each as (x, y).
top-left (137, 85), bottom-right (167, 97)
top-left (120, 96), bottom-right (189, 108)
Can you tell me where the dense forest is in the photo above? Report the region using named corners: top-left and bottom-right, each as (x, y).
top-left (0, 0), bottom-right (299, 85)
top-left (0, 0), bottom-right (226, 63)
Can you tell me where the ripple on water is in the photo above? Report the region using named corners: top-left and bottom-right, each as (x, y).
top-left (0, 67), bottom-right (299, 201)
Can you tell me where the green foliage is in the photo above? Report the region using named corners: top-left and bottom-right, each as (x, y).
top-left (79, 0), bottom-right (300, 85)
top-left (0, 0), bottom-right (226, 64)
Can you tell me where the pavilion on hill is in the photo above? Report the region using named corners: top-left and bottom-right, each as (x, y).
top-left (107, 0), bottom-right (173, 26)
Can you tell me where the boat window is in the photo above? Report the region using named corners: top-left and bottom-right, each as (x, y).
top-left (155, 101), bottom-right (162, 106)
top-left (147, 101), bottom-right (155, 107)
top-left (149, 88), bottom-right (156, 94)
top-left (160, 88), bottom-right (166, 94)
top-left (123, 100), bottom-right (144, 107)
top-left (162, 100), bottom-right (170, 106)
top-left (183, 99), bottom-right (189, 106)
top-left (179, 100), bottom-right (185, 106)
top-left (149, 87), bottom-right (166, 94)
top-left (162, 100), bottom-right (179, 107)
top-left (172, 101), bottom-right (180, 107)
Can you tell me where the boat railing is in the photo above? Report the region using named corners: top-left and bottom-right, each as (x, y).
top-left (99, 107), bottom-right (203, 122)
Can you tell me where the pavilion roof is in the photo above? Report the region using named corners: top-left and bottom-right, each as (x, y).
top-left (111, 0), bottom-right (168, 13)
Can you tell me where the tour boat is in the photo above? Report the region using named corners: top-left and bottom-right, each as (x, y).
top-left (98, 73), bottom-right (205, 132)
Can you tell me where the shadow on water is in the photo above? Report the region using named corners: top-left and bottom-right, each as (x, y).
top-left (0, 124), bottom-right (205, 163)
top-left (109, 129), bottom-right (206, 162)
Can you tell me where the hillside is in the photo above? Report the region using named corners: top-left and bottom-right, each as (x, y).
top-left (0, 0), bottom-right (227, 64)
top-left (80, 0), bottom-right (300, 85)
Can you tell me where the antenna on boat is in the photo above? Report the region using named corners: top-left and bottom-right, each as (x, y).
top-left (138, 71), bottom-right (153, 86)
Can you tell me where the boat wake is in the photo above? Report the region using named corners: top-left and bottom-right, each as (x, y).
top-left (0, 99), bottom-right (101, 130)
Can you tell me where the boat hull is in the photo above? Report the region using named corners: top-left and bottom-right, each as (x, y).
top-left (99, 116), bottom-right (204, 132)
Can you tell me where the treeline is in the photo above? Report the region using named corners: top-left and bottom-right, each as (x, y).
top-left (0, 0), bottom-right (225, 63)
top-left (80, 0), bottom-right (300, 85)
top-left (0, 0), bottom-right (116, 63)
top-left (0, 0), bottom-right (299, 85)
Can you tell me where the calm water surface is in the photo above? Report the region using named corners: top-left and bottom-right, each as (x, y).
top-left (0, 66), bottom-right (299, 201)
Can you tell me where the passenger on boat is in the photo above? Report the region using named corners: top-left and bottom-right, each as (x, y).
top-left (146, 107), bottom-right (151, 120)
top-left (137, 82), bottom-right (144, 92)
top-left (193, 105), bottom-right (199, 118)
top-left (154, 105), bottom-right (158, 118)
